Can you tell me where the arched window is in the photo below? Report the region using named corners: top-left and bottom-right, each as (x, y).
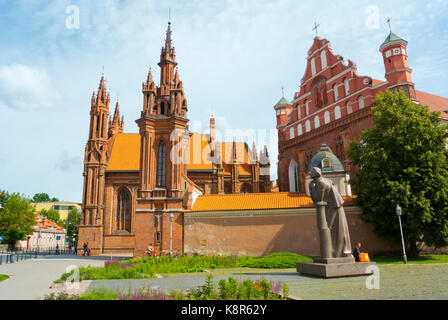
top-left (116, 189), bottom-right (131, 231)
top-left (305, 100), bottom-right (310, 115)
top-left (297, 106), bottom-right (301, 119)
top-left (344, 78), bottom-right (350, 95)
top-left (333, 84), bottom-right (339, 101)
top-left (305, 120), bottom-right (311, 132)
top-left (324, 111), bottom-right (330, 124)
top-left (311, 58), bottom-right (316, 76)
top-left (346, 101), bottom-right (352, 114)
top-left (290, 127), bottom-right (295, 139)
top-left (314, 115), bottom-right (320, 128)
top-left (288, 159), bottom-right (300, 192)
top-left (358, 96), bottom-right (365, 109)
top-left (160, 101), bottom-right (165, 115)
top-left (297, 124), bottom-right (303, 136)
top-left (320, 50), bottom-right (327, 69)
top-left (157, 141), bottom-right (166, 187)
top-left (335, 106), bottom-right (341, 120)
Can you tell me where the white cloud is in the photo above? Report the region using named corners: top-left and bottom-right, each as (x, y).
top-left (0, 64), bottom-right (61, 110)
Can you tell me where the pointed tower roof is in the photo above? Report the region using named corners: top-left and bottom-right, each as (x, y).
top-left (165, 21), bottom-right (173, 49)
top-left (96, 74), bottom-right (108, 104)
top-left (274, 97), bottom-right (291, 108)
top-left (380, 32), bottom-right (407, 50)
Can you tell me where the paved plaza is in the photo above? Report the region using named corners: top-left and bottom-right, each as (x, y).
top-left (0, 256), bottom-right (447, 299)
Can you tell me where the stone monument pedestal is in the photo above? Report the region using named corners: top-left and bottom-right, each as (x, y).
top-left (297, 257), bottom-right (376, 278)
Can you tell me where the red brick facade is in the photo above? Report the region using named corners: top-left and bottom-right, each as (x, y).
top-left (276, 32), bottom-right (448, 193)
top-left (78, 22), bottom-right (270, 256)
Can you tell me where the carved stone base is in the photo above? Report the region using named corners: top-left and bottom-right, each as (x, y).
top-left (297, 260), bottom-right (376, 278)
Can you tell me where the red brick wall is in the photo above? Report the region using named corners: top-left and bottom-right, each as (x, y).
top-left (184, 207), bottom-right (401, 257)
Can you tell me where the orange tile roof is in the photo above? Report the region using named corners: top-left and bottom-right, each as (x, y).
top-left (415, 90), bottom-right (448, 119)
top-left (107, 133), bottom-right (141, 171)
top-left (191, 192), bottom-right (355, 212)
top-left (106, 133), bottom-right (256, 176)
top-left (36, 215), bottom-right (65, 231)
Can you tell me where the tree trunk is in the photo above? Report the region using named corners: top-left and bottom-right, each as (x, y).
top-left (410, 237), bottom-right (421, 257)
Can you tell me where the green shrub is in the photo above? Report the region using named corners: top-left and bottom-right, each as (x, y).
top-left (237, 252), bottom-right (312, 268)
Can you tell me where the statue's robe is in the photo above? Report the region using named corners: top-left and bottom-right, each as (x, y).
top-left (311, 177), bottom-right (352, 257)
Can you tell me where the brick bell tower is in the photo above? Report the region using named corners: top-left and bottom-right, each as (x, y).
top-left (134, 21), bottom-right (189, 257)
top-left (379, 28), bottom-right (416, 101)
top-left (78, 74), bottom-right (110, 254)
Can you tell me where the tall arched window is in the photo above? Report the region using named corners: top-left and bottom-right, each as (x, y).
top-left (311, 58), bottom-right (316, 76)
top-left (346, 101), bottom-right (352, 114)
top-left (116, 190), bottom-right (131, 231)
top-left (344, 78), bottom-right (350, 95)
top-left (297, 106), bottom-right (301, 119)
top-left (290, 127), bottom-right (295, 139)
top-left (333, 84), bottom-right (339, 101)
top-left (288, 159), bottom-right (300, 192)
top-left (297, 124), bottom-right (303, 136)
top-left (160, 102), bottom-right (165, 115)
top-left (305, 120), bottom-right (311, 132)
top-left (358, 96), bottom-right (365, 109)
top-left (335, 106), bottom-right (341, 119)
top-left (320, 50), bottom-right (327, 69)
top-left (157, 141), bottom-right (166, 187)
top-left (314, 115), bottom-right (320, 128)
top-left (305, 100), bottom-right (310, 115)
top-left (324, 111), bottom-right (330, 124)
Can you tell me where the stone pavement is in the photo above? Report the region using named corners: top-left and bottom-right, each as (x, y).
top-left (84, 263), bottom-right (448, 300)
top-left (0, 255), bottom-right (106, 300)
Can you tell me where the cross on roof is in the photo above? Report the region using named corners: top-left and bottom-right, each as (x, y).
top-left (387, 17), bottom-right (392, 32)
top-left (281, 86), bottom-right (284, 97)
top-left (312, 22), bottom-right (320, 37)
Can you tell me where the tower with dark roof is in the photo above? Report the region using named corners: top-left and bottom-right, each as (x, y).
top-left (379, 31), bottom-right (416, 100)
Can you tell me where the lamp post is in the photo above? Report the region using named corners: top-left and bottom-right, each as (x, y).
top-left (395, 205), bottom-right (407, 264)
top-left (169, 213), bottom-right (174, 256)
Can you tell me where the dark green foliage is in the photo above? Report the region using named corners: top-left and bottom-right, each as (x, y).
top-left (66, 207), bottom-right (81, 240)
top-left (0, 193), bottom-right (36, 245)
top-left (347, 90), bottom-right (448, 255)
top-left (0, 190), bottom-right (10, 206)
top-left (31, 193), bottom-right (59, 203)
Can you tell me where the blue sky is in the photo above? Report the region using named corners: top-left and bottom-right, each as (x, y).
top-left (0, 0), bottom-right (447, 202)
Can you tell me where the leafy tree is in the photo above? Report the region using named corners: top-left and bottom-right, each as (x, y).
top-left (0, 193), bottom-right (36, 247)
top-left (347, 90), bottom-right (448, 256)
top-left (32, 193), bottom-right (59, 203)
top-left (39, 209), bottom-right (61, 225)
top-left (65, 207), bottom-right (81, 241)
top-left (0, 190), bottom-right (10, 207)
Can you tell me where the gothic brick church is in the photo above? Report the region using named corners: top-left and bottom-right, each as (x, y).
top-left (77, 22), bottom-right (271, 256)
top-left (276, 29), bottom-right (448, 193)
top-left (78, 21), bottom-right (448, 258)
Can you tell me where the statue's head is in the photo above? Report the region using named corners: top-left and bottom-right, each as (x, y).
top-left (310, 167), bottom-right (322, 179)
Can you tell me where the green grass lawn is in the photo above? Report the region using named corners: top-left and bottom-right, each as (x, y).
top-left (0, 275), bottom-right (9, 282)
top-left (372, 254), bottom-right (448, 264)
top-left (57, 252), bottom-right (311, 282)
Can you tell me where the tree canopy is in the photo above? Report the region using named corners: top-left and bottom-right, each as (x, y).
top-left (32, 193), bottom-right (59, 203)
top-left (347, 90), bottom-right (448, 255)
top-left (66, 207), bottom-right (81, 241)
top-left (0, 193), bottom-right (36, 245)
top-left (39, 208), bottom-right (62, 225)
